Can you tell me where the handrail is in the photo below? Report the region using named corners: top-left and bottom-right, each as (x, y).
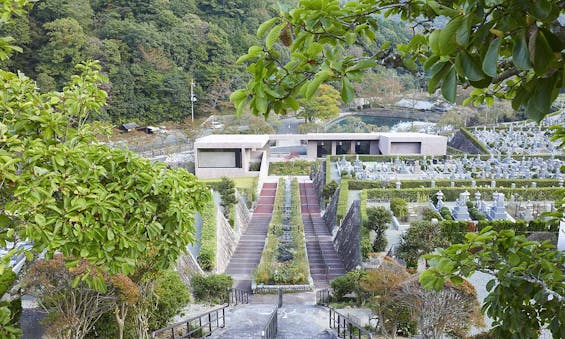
top-left (151, 304), bottom-right (227, 338)
top-left (329, 307), bottom-right (373, 339)
top-left (227, 287), bottom-right (249, 305)
top-left (261, 307), bottom-right (278, 339)
top-left (316, 288), bottom-right (331, 306)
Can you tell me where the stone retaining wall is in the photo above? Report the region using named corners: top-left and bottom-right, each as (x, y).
top-left (334, 200), bottom-right (361, 271)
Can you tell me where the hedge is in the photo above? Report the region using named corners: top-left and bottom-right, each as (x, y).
top-left (254, 178), bottom-right (309, 285)
top-left (460, 127), bottom-right (489, 154)
top-left (325, 157), bottom-right (332, 185)
top-left (269, 160), bottom-right (315, 176)
top-left (336, 179), bottom-right (350, 221)
top-left (365, 187), bottom-right (559, 203)
top-left (197, 197), bottom-right (217, 271)
top-left (349, 179), bottom-right (561, 190)
top-left (191, 274), bottom-right (233, 304)
top-left (327, 153), bottom-right (565, 163)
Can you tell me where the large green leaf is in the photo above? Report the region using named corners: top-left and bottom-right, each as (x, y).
top-left (512, 30), bottom-right (532, 70)
top-left (455, 51), bottom-right (485, 81)
top-left (257, 17), bottom-right (280, 37)
top-left (441, 66), bottom-right (457, 102)
top-left (438, 16), bottom-right (463, 55)
top-left (529, 28), bottom-right (555, 74)
top-left (482, 38), bottom-right (501, 77)
top-left (340, 76), bottom-right (354, 103)
top-left (266, 22), bottom-right (286, 49)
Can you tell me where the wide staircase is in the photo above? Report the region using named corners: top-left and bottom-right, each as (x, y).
top-left (300, 181), bottom-right (346, 288)
top-left (225, 183), bottom-right (277, 291)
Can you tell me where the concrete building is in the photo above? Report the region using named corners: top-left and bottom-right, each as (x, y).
top-left (194, 134), bottom-right (269, 179)
top-left (304, 132), bottom-right (447, 159)
top-left (194, 132), bottom-right (447, 178)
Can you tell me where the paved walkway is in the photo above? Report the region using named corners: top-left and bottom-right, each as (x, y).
top-left (225, 183), bottom-right (277, 291)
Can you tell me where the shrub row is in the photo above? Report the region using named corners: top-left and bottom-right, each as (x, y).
top-left (269, 160), bottom-right (315, 176)
top-left (336, 179), bottom-right (350, 221)
top-left (349, 179), bottom-right (561, 190)
top-left (191, 274), bottom-right (233, 304)
top-left (365, 187), bottom-right (559, 203)
top-left (197, 197), bottom-right (217, 271)
top-left (254, 178), bottom-right (309, 285)
top-left (328, 153), bottom-right (565, 163)
top-left (460, 127), bottom-right (489, 154)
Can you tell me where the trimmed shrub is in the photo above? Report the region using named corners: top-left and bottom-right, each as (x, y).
top-left (390, 198), bottom-right (408, 220)
top-left (149, 271), bottom-right (191, 330)
top-left (322, 180), bottom-right (339, 204)
top-left (198, 198), bottom-right (217, 271)
top-left (191, 274), bottom-right (233, 304)
top-left (440, 207), bottom-right (453, 220)
top-left (269, 160), bottom-right (314, 175)
top-left (422, 207), bottom-right (442, 221)
top-left (336, 180), bottom-right (350, 221)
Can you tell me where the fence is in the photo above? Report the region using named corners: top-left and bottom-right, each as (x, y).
top-left (261, 307), bottom-right (278, 339)
top-left (316, 288), bottom-right (331, 306)
top-left (151, 305), bottom-right (227, 338)
top-left (226, 288), bottom-right (249, 305)
top-left (329, 308), bottom-right (373, 339)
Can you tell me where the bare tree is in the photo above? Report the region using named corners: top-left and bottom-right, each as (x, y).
top-left (24, 255), bottom-right (115, 339)
top-left (395, 275), bottom-right (484, 339)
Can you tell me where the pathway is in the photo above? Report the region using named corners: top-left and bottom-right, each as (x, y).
top-left (300, 181), bottom-right (346, 288)
top-left (225, 183), bottom-right (277, 291)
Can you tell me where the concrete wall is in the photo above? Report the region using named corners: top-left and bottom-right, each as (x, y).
top-left (379, 135), bottom-right (446, 155)
top-left (333, 200), bottom-right (362, 272)
top-left (390, 142), bottom-right (421, 154)
top-left (323, 186), bottom-right (340, 234)
top-left (215, 205), bottom-right (237, 273)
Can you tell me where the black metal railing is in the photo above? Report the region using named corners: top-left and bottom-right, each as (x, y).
top-left (316, 288), bottom-right (331, 306)
top-left (227, 288), bottom-right (249, 305)
top-left (329, 307), bottom-right (373, 339)
top-left (261, 307), bottom-right (278, 339)
top-left (151, 305), bottom-right (227, 338)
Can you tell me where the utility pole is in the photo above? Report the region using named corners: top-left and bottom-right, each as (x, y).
top-left (190, 79), bottom-right (196, 123)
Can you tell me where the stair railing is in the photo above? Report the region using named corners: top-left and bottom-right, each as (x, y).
top-left (316, 288), bottom-right (331, 306)
top-left (329, 307), bottom-right (373, 339)
top-left (261, 307), bottom-right (278, 339)
top-left (227, 287), bottom-right (249, 305)
top-left (151, 304), bottom-right (227, 339)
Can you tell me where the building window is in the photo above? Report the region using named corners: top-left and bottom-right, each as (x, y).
top-left (198, 148), bottom-right (242, 168)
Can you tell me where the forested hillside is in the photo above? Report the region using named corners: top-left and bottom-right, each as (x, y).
top-left (1, 0), bottom-right (283, 122)
top-left (2, 0), bottom-right (413, 124)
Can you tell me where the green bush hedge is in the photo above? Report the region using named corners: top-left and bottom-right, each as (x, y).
top-left (269, 160), bottom-right (315, 175)
top-left (150, 271), bottom-right (191, 330)
top-left (198, 198), bottom-right (217, 271)
top-left (349, 179), bottom-right (561, 190)
top-left (191, 274), bottom-right (233, 304)
top-left (336, 180), bottom-right (350, 221)
top-left (365, 187), bottom-right (558, 203)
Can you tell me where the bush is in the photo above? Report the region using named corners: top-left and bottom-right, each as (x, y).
top-left (440, 207), bottom-right (453, 220)
top-left (322, 180), bottom-right (338, 204)
top-left (366, 207), bottom-right (391, 252)
top-left (422, 207), bottom-right (441, 221)
top-left (336, 180), bottom-right (349, 221)
top-left (149, 271), bottom-right (191, 330)
top-left (360, 226), bottom-right (372, 259)
top-left (198, 199), bottom-right (217, 271)
top-left (390, 198), bottom-right (408, 220)
top-left (191, 274), bottom-right (233, 304)
top-left (330, 270), bottom-right (367, 303)
top-left (0, 269), bottom-right (16, 297)
top-left (269, 160), bottom-right (314, 175)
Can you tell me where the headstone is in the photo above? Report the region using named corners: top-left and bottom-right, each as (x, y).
top-left (395, 181), bottom-right (401, 189)
top-left (491, 180), bottom-right (496, 188)
top-left (452, 191), bottom-right (471, 221)
top-left (531, 182), bottom-right (537, 188)
top-left (488, 192), bottom-right (507, 220)
top-left (511, 182), bottom-right (516, 189)
top-left (431, 180), bottom-right (435, 188)
top-left (471, 180), bottom-right (476, 188)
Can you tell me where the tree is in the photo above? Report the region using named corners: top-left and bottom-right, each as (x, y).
top-left (23, 255), bottom-right (115, 339)
top-left (396, 221), bottom-right (449, 268)
top-left (297, 84), bottom-right (341, 123)
top-left (397, 275), bottom-right (484, 339)
top-left (217, 177), bottom-right (237, 220)
top-left (231, 0), bottom-right (563, 122)
top-left (366, 206), bottom-right (391, 252)
top-left (421, 228), bottom-right (565, 338)
top-left (360, 257), bottom-right (411, 337)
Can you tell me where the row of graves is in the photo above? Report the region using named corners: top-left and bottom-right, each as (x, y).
top-left (334, 153), bottom-right (564, 182)
top-left (470, 118), bottom-right (564, 156)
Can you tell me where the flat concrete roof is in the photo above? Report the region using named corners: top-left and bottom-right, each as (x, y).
top-left (304, 133), bottom-right (381, 141)
top-left (195, 134), bottom-right (269, 149)
top-left (304, 132), bottom-right (445, 141)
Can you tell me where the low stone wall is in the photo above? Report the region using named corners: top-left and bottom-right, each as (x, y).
top-left (252, 282), bottom-right (313, 294)
top-left (215, 208), bottom-right (237, 273)
top-left (334, 200), bottom-right (362, 272)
